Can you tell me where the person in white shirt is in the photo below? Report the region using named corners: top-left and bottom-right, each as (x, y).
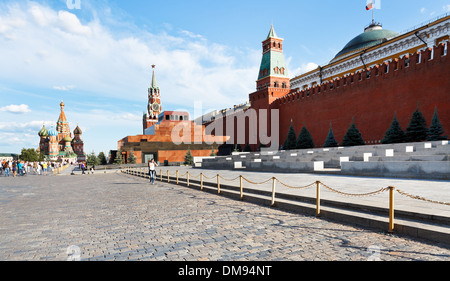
top-left (148, 159), bottom-right (158, 184)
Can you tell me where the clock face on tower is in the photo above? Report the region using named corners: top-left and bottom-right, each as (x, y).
top-left (151, 102), bottom-right (160, 112)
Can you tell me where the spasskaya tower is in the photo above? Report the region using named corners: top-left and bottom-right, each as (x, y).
top-left (143, 65), bottom-right (162, 133)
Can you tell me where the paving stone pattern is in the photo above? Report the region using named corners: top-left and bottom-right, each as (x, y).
top-left (0, 172), bottom-right (449, 261)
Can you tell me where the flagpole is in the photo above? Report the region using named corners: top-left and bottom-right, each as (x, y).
top-left (372, 8), bottom-right (375, 24)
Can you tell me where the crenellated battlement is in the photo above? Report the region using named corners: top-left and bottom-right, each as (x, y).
top-left (273, 43), bottom-right (448, 107)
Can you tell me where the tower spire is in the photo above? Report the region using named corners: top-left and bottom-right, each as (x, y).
top-left (267, 24), bottom-right (277, 39)
top-left (151, 65), bottom-right (158, 89)
top-left (144, 64), bottom-right (162, 133)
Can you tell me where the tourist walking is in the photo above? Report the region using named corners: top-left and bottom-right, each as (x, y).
top-left (42, 161), bottom-right (48, 176)
top-left (4, 161), bottom-right (9, 177)
top-left (18, 161), bottom-right (24, 176)
top-left (148, 159), bottom-right (158, 184)
top-left (12, 161), bottom-right (16, 177)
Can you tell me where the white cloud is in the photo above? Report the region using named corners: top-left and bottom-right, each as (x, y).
top-left (53, 85), bottom-right (76, 91)
top-left (0, 120), bottom-right (51, 132)
top-left (120, 113), bottom-right (141, 121)
top-left (0, 1), bottom-right (261, 153)
top-left (0, 104), bottom-right (31, 114)
top-left (0, 1), bottom-right (257, 110)
top-left (444, 5), bottom-right (450, 13)
top-left (291, 62), bottom-right (319, 78)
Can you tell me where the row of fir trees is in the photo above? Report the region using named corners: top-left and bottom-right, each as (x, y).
top-left (282, 106), bottom-right (447, 150)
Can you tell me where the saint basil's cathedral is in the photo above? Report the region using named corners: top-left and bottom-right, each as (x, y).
top-left (37, 101), bottom-right (86, 162)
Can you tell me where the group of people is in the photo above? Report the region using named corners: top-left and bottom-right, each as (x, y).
top-left (0, 160), bottom-right (62, 177)
top-left (78, 162), bottom-right (95, 174)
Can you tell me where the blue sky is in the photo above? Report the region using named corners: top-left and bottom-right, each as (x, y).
top-left (1, 0), bottom-right (449, 155)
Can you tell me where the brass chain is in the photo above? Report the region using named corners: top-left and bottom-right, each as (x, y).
top-left (187, 172), bottom-right (200, 178)
top-left (201, 174), bottom-right (216, 179)
top-left (396, 189), bottom-right (450, 206)
top-left (276, 179), bottom-right (316, 189)
top-left (242, 177), bottom-right (273, 185)
top-left (218, 175), bottom-right (241, 181)
top-left (320, 182), bottom-right (389, 197)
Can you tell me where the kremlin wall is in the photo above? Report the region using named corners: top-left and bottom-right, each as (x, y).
top-left (271, 43), bottom-right (449, 149)
top-left (206, 15), bottom-right (450, 152)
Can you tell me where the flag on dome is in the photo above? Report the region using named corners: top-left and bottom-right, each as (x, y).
top-left (366, 0), bottom-right (381, 10)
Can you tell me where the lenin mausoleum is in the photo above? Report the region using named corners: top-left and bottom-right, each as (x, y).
top-left (117, 66), bottom-right (225, 164)
top-left (118, 14), bottom-right (449, 164)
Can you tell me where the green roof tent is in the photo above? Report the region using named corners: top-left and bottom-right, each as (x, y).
top-left (258, 25), bottom-right (289, 81)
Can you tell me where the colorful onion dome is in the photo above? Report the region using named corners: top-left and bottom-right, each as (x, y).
top-left (48, 126), bottom-right (57, 137)
top-left (38, 124), bottom-right (48, 137)
top-left (63, 135), bottom-right (73, 142)
top-left (73, 124), bottom-right (82, 135)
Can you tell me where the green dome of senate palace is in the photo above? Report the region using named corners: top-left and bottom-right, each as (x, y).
top-left (331, 23), bottom-right (399, 62)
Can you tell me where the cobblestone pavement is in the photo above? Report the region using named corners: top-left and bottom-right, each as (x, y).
top-left (0, 172), bottom-right (449, 261)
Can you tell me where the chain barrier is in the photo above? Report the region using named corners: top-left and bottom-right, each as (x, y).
top-left (396, 189), bottom-right (450, 206)
top-left (320, 181), bottom-right (390, 197)
top-left (218, 175), bottom-right (241, 182)
top-left (242, 176), bottom-right (273, 185)
top-left (123, 167), bottom-right (450, 206)
top-left (201, 174), bottom-right (216, 180)
top-left (187, 172), bottom-right (200, 179)
top-left (276, 179), bottom-right (316, 190)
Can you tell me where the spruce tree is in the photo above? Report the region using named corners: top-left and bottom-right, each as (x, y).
top-left (405, 106), bottom-right (428, 142)
top-left (243, 143), bottom-right (252, 152)
top-left (382, 114), bottom-right (406, 144)
top-left (342, 120), bottom-right (365, 147)
top-left (127, 150), bottom-right (137, 164)
top-left (114, 150), bottom-right (123, 164)
top-left (296, 126), bottom-right (314, 149)
top-left (184, 149), bottom-right (193, 165)
top-left (87, 151), bottom-right (99, 166)
top-left (323, 124), bottom-right (339, 147)
top-left (427, 107), bottom-right (447, 141)
top-left (98, 152), bottom-right (107, 165)
top-left (283, 123), bottom-right (297, 150)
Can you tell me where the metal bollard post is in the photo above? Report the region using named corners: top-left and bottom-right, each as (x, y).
top-left (389, 186), bottom-right (395, 233)
top-left (217, 174), bottom-right (220, 194)
top-left (160, 170), bottom-right (162, 182)
top-left (176, 170), bottom-right (179, 184)
top-left (271, 177), bottom-right (276, 207)
top-left (167, 170), bottom-right (170, 183)
top-left (187, 172), bottom-right (190, 187)
top-left (316, 181), bottom-right (321, 216)
top-left (240, 175), bottom-right (243, 200)
top-left (200, 173), bottom-right (204, 190)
